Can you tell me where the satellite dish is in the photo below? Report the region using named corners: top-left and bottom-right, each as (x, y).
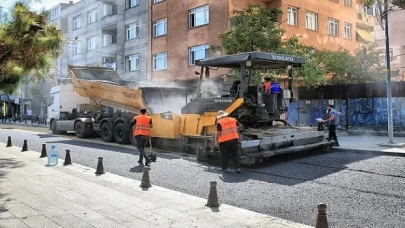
top-left (212, 51), bottom-right (222, 58)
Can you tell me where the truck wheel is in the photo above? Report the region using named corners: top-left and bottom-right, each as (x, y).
top-left (129, 126), bottom-right (136, 146)
top-left (51, 120), bottom-right (59, 134)
top-left (75, 121), bottom-right (85, 138)
top-left (114, 123), bottom-right (129, 144)
top-left (100, 123), bottom-right (115, 142)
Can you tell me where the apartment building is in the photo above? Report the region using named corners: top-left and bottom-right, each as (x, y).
top-left (150, 0), bottom-right (359, 82)
top-left (52, 0), bottom-right (150, 83)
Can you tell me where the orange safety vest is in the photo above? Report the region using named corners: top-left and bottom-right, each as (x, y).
top-left (264, 81), bottom-right (271, 92)
top-left (218, 117), bottom-right (239, 143)
top-left (134, 115), bottom-right (151, 136)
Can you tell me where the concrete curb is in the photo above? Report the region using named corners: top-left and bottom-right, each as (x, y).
top-left (0, 122), bottom-right (49, 129)
top-left (347, 130), bottom-right (405, 137)
top-left (333, 147), bottom-right (405, 157)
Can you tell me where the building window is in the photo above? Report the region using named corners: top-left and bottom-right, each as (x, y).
top-left (344, 23), bottom-right (351, 39)
top-left (126, 22), bottom-right (139, 40)
top-left (153, 52), bottom-right (167, 71)
top-left (189, 44), bottom-right (209, 66)
top-left (73, 15), bottom-right (81, 30)
top-left (102, 34), bottom-right (117, 46)
top-left (305, 11), bottom-right (318, 31)
top-left (328, 18), bottom-right (339, 36)
top-left (189, 5), bottom-right (209, 28)
top-left (344, 0), bottom-right (351, 6)
top-left (362, 5), bottom-right (376, 16)
top-left (73, 42), bottom-right (81, 55)
top-left (154, 0), bottom-right (164, 3)
top-left (87, 36), bottom-right (97, 50)
top-left (126, 0), bottom-right (140, 9)
top-left (153, 18), bottom-right (167, 37)
top-left (50, 7), bottom-right (60, 20)
top-left (126, 54), bottom-right (139, 71)
top-left (330, 0), bottom-right (339, 2)
top-left (88, 8), bottom-right (97, 24)
top-left (287, 6), bottom-right (298, 26)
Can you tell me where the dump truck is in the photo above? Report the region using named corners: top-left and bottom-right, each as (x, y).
top-left (48, 51), bottom-right (333, 165)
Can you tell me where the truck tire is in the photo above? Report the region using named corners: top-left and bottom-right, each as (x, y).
top-left (51, 120), bottom-right (60, 134)
top-left (100, 123), bottom-right (115, 142)
top-left (114, 123), bottom-right (129, 144)
top-left (75, 121), bottom-right (86, 138)
top-left (129, 126), bottom-right (136, 146)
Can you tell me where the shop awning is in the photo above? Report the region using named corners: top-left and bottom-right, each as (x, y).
top-left (356, 29), bottom-right (375, 43)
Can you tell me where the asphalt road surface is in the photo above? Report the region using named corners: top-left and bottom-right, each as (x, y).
top-left (1, 124), bottom-right (405, 228)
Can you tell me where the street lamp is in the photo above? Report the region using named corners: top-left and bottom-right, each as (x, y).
top-left (383, 0), bottom-right (394, 144)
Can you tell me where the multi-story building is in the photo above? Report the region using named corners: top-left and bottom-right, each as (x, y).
top-left (150, 0), bottom-right (359, 83)
top-left (55, 0), bottom-right (150, 82)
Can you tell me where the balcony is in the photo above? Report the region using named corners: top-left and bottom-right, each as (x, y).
top-left (101, 25), bottom-right (117, 47)
top-left (356, 12), bottom-right (375, 31)
top-left (102, 55), bottom-right (117, 70)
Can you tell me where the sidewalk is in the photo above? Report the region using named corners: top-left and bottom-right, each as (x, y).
top-left (0, 143), bottom-right (311, 228)
top-left (335, 135), bottom-right (405, 156)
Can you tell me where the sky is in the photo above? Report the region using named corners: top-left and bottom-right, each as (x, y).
top-left (1, 0), bottom-right (81, 11)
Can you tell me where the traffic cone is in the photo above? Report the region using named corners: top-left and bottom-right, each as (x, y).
top-left (140, 167), bottom-right (152, 188)
top-left (205, 181), bottom-right (220, 207)
top-left (315, 203), bottom-right (329, 228)
top-left (21, 140), bottom-right (28, 152)
top-left (39, 144), bottom-right (47, 158)
top-left (95, 157), bottom-right (105, 175)
top-left (6, 136), bottom-right (12, 147)
top-left (63, 150), bottom-right (72, 166)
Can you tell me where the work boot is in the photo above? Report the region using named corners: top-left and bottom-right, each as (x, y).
top-left (145, 157), bottom-right (151, 167)
top-left (236, 168), bottom-right (242, 174)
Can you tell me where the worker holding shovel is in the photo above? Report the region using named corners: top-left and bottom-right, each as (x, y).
top-left (133, 108), bottom-right (153, 166)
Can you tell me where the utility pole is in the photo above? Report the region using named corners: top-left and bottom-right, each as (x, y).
top-left (383, 0), bottom-right (394, 143)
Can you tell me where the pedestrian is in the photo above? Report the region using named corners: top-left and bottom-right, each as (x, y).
top-left (214, 110), bottom-right (242, 173)
top-left (133, 108), bottom-right (153, 166)
top-left (263, 77), bottom-right (271, 94)
top-left (321, 104), bottom-right (340, 147)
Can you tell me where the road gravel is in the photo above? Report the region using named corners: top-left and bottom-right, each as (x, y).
top-left (1, 125), bottom-right (405, 228)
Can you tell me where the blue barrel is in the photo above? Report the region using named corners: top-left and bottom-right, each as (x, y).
top-left (270, 82), bottom-right (280, 93)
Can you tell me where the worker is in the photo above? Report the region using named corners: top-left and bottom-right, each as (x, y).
top-left (133, 108), bottom-right (153, 166)
top-left (321, 104), bottom-right (340, 147)
top-left (263, 77), bottom-right (271, 94)
top-left (214, 110), bottom-right (242, 173)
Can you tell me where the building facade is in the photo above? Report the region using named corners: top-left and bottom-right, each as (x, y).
top-left (54, 0), bottom-right (151, 82)
top-left (150, 0), bottom-right (360, 82)
top-left (49, 0), bottom-right (370, 83)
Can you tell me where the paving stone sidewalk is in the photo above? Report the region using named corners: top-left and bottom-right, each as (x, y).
top-left (336, 136), bottom-right (405, 156)
top-left (0, 143), bottom-right (312, 228)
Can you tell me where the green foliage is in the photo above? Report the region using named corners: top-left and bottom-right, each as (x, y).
top-left (0, 2), bottom-right (64, 94)
top-left (219, 5), bottom-right (284, 54)
top-left (363, 0), bottom-right (405, 9)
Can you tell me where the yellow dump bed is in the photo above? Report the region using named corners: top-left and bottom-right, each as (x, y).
top-left (68, 65), bottom-right (191, 115)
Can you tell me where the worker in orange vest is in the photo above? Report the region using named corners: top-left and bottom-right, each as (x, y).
top-left (263, 77), bottom-right (271, 94)
top-left (214, 110), bottom-right (241, 173)
top-left (133, 108), bottom-right (153, 166)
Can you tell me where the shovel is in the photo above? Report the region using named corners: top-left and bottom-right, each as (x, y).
top-left (149, 137), bottom-right (157, 162)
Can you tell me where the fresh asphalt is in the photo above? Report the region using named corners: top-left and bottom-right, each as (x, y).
top-left (1, 124), bottom-right (405, 228)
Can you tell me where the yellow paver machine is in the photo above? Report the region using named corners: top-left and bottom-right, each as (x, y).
top-left (49, 52), bottom-right (333, 165)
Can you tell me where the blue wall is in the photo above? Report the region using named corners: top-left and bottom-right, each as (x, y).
top-left (287, 98), bottom-right (405, 128)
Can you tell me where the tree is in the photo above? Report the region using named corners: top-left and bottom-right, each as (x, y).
top-left (219, 4), bottom-right (327, 86)
top-left (0, 1), bottom-right (63, 119)
top-left (0, 2), bottom-right (64, 94)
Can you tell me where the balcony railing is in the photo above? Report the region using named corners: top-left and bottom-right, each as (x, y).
top-left (356, 12), bottom-right (375, 30)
